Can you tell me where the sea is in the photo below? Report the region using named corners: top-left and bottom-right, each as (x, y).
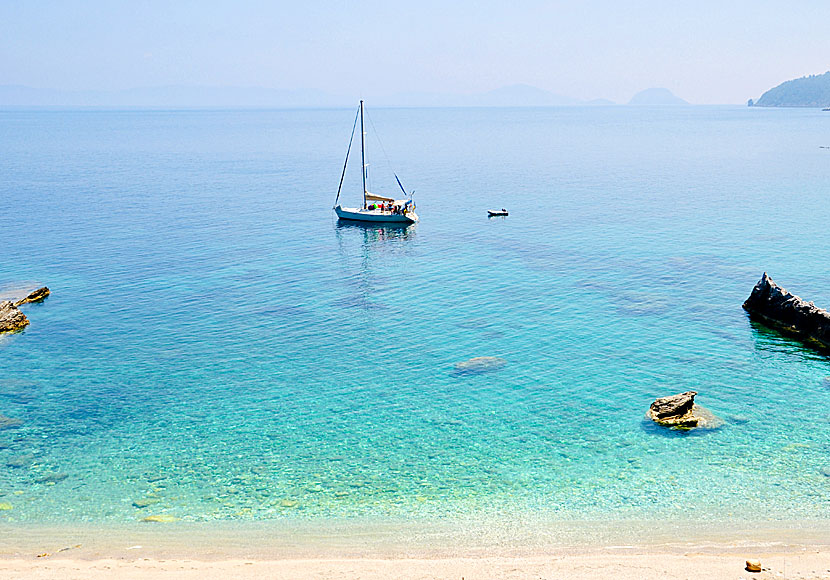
top-left (1, 105), bottom-right (829, 532)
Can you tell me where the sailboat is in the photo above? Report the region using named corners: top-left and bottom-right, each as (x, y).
top-left (333, 101), bottom-right (418, 224)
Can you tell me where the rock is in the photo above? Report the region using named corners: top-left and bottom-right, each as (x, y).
top-left (0, 301), bottom-right (29, 333)
top-left (0, 415), bottom-right (23, 430)
top-left (6, 454), bottom-right (34, 468)
top-left (13, 287), bottom-right (50, 307)
top-left (649, 391), bottom-right (696, 419)
top-left (141, 514), bottom-right (179, 523)
top-left (726, 415), bottom-right (750, 425)
top-left (615, 293), bottom-right (670, 317)
top-left (133, 498), bottom-right (160, 508)
top-left (646, 391), bottom-right (723, 430)
top-left (279, 499), bottom-right (299, 508)
top-left (745, 559), bottom-right (762, 572)
top-left (743, 273), bottom-right (830, 350)
top-left (453, 356), bottom-right (507, 375)
top-left (34, 473), bottom-right (69, 484)
top-left (691, 406), bottom-right (725, 430)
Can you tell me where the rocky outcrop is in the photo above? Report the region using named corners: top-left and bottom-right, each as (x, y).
top-left (646, 391), bottom-right (723, 430)
top-left (743, 273), bottom-right (830, 350)
top-left (453, 356), bottom-right (507, 375)
top-left (0, 301), bottom-right (29, 333)
top-left (14, 286), bottom-right (50, 307)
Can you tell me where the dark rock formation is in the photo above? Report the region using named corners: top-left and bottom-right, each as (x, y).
top-left (649, 391), bottom-right (696, 420)
top-left (14, 286), bottom-right (50, 307)
top-left (646, 391), bottom-right (723, 430)
top-left (743, 273), bottom-right (830, 350)
top-left (0, 301), bottom-right (29, 333)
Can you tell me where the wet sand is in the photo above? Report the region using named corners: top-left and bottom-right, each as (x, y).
top-left (1, 519), bottom-right (829, 578)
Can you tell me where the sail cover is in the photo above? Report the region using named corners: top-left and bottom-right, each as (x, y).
top-left (365, 193), bottom-right (395, 202)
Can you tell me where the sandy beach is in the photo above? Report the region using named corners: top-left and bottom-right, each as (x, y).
top-left (1, 552), bottom-right (829, 580)
top-left (2, 520), bottom-right (829, 579)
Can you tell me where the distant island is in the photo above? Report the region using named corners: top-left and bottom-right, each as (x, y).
top-left (749, 71), bottom-right (830, 107)
top-left (627, 88), bottom-right (688, 105)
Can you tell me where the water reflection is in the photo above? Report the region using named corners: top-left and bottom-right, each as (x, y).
top-left (747, 318), bottom-right (830, 361)
top-left (334, 220), bottom-right (416, 243)
top-left (333, 220), bottom-right (416, 312)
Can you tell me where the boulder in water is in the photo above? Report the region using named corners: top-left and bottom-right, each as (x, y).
top-left (646, 391), bottom-right (723, 430)
top-left (743, 273), bottom-right (830, 350)
top-left (14, 287), bottom-right (50, 307)
top-left (0, 301), bottom-right (29, 333)
top-left (453, 356), bottom-right (507, 375)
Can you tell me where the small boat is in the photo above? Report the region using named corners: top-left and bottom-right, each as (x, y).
top-left (333, 101), bottom-right (418, 224)
top-left (488, 208), bottom-right (509, 217)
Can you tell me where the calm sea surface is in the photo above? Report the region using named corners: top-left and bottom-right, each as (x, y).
top-left (1, 106), bottom-right (829, 525)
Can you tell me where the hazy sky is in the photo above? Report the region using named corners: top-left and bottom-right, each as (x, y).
top-left (2, 0), bottom-right (829, 104)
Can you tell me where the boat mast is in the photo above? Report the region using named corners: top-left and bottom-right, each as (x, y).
top-left (360, 100), bottom-right (367, 209)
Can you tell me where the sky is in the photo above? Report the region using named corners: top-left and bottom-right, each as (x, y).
top-left (1, 0), bottom-right (829, 104)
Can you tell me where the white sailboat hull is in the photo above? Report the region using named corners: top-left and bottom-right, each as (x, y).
top-left (334, 205), bottom-right (418, 224)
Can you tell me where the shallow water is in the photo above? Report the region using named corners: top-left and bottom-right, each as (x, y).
top-left (1, 106), bottom-right (829, 525)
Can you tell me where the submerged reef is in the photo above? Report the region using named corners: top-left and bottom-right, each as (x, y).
top-left (453, 356), bottom-right (507, 375)
top-left (743, 273), bottom-right (830, 350)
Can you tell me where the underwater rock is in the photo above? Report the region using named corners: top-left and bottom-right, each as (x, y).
top-left (0, 301), bottom-right (29, 333)
top-left (13, 287), bottom-right (50, 307)
top-left (820, 466), bottom-right (830, 477)
top-left (743, 273), bottom-right (830, 350)
top-left (726, 414), bottom-right (750, 425)
top-left (0, 415), bottom-right (23, 430)
top-left (615, 293), bottom-right (671, 317)
top-left (34, 473), bottom-right (69, 484)
top-left (133, 498), bottom-right (160, 508)
top-left (141, 514), bottom-right (179, 523)
top-left (6, 454), bottom-right (33, 468)
top-left (0, 502), bottom-right (12, 510)
top-left (646, 391), bottom-right (723, 430)
top-left (453, 356), bottom-right (507, 375)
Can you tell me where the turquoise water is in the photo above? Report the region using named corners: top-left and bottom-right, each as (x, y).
top-left (1, 106), bottom-right (829, 525)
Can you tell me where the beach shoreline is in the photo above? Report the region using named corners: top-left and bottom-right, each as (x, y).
top-left (2, 519), bottom-right (830, 578)
top-left (1, 551), bottom-right (829, 579)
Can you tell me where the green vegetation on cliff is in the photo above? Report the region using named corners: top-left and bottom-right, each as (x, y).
top-left (753, 72), bottom-right (830, 107)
